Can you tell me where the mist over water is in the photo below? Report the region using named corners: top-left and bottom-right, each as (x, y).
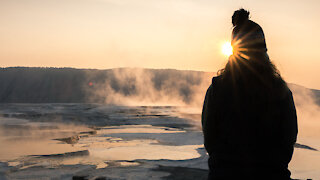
top-left (0, 67), bottom-right (213, 106)
top-left (0, 67), bottom-right (319, 131)
top-left (0, 67), bottom-right (319, 139)
top-left (286, 84), bottom-right (320, 179)
top-left (88, 68), bottom-right (320, 139)
top-left (85, 68), bottom-right (213, 106)
top-left (289, 84), bottom-right (320, 140)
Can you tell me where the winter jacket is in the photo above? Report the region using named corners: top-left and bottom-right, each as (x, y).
top-left (202, 76), bottom-right (298, 179)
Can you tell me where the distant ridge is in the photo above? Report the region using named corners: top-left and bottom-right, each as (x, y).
top-left (0, 67), bottom-right (318, 106)
top-left (0, 67), bottom-right (213, 105)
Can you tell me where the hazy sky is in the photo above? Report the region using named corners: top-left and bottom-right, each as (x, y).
top-left (0, 0), bottom-right (319, 89)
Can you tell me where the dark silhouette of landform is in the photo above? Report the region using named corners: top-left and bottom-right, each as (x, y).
top-left (0, 67), bottom-right (212, 104)
top-left (0, 67), bottom-right (319, 105)
top-left (294, 143), bottom-right (318, 151)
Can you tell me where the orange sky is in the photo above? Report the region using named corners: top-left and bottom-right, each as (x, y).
top-left (0, 0), bottom-right (319, 89)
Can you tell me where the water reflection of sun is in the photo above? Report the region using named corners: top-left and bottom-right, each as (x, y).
top-left (222, 42), bottom-right (233, 56)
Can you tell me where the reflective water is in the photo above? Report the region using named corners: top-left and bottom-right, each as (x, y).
top-left (0, 104), bottom-right (319, 179)
top-left (0, 104), bottom-right (203, 171)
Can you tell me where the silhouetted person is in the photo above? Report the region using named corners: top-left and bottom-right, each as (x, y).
top-left (202, 9), bottom-right (298, 179)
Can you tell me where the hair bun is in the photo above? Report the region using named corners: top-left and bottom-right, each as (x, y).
top-left (232, 8), bottom-right (250, 26)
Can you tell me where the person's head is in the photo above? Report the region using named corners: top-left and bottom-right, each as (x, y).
top-left (218, 9), bottom-right (285, 90)
top-left (231, 8), bottom-right (267, 58)
top-left (232, 8), bottom-right (250, 27)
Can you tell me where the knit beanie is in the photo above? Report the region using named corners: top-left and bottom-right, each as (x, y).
top-left (231, 9), bottom-right (267, 57)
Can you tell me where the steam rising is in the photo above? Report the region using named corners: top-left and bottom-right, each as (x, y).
top-left (289, 84), bottom-right (320, 140)
top-left (0, 67), bottom-right (214, 106)
top-left (0, 67), bottom-right (319, 138)
top-left (86, 68), bottom-right (213, 106)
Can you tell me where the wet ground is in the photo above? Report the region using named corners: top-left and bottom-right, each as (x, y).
top-left (0, 104), bottom-right (319, 179)
top-left (0, 104), bottom-right (209, 179)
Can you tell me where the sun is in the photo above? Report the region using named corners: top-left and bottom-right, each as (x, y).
top-left (222, 42), bottom-right (233, 56)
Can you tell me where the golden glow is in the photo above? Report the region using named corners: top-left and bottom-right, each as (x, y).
top-left (222, 42), bottom-right (233, 56)
top-left (0, 0), bottom-right (319, 89)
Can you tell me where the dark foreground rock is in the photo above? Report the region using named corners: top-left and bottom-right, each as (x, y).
top-left (153, 165), bottom-right (208, 180)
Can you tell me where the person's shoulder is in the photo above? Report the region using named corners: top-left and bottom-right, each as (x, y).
top-left (247, 20), bottom-right (260, 27)
top-left (211, 75), bottom-right (222, 85)
top-left (207, 75), bottom-right (223, 94)
top-left (273, 77), bottom-right (291, 100)
top-left (246, 20), bottom-right (264, 31)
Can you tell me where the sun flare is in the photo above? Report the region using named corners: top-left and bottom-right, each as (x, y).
top-left (222, 42), bottom-right (233, 56)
